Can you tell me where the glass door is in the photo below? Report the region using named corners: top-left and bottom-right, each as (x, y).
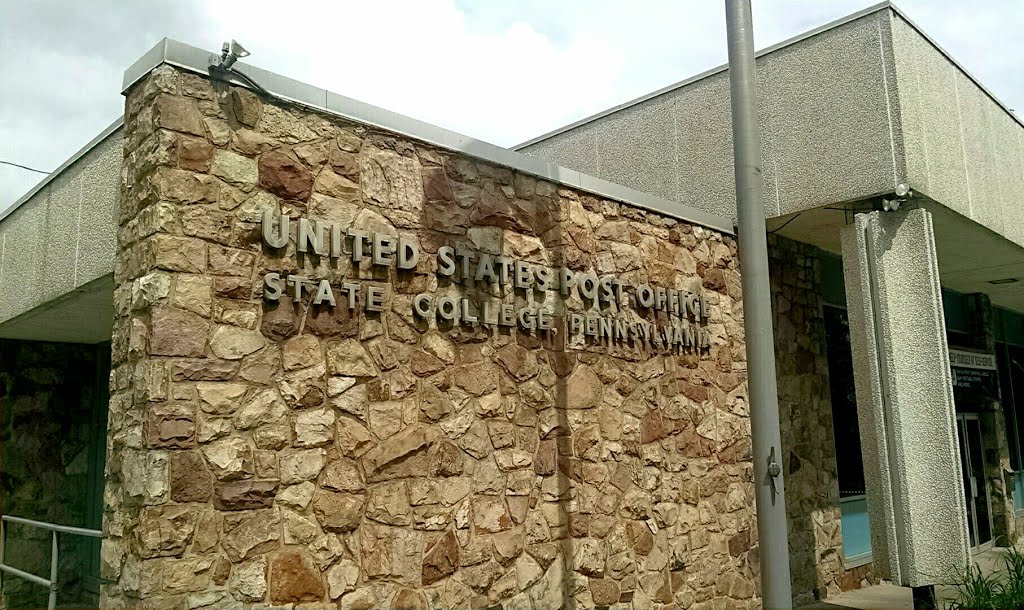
top-left (957, 413), bottom-right (994, 552)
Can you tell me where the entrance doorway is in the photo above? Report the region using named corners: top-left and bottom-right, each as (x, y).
top-left (956, 413), bottom-right (994, 552)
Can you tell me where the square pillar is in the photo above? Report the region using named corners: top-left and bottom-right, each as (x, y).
top-left (840, 208), bottom-right (969, 586)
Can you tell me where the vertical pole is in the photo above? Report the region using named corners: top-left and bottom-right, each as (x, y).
top-left (724, 1), bottom-right (793, 608)
top-left (48, 531), bottom-right (57, 610)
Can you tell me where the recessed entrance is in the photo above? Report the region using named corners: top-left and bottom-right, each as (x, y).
top-left (956, 413), bottom-right (994, 552)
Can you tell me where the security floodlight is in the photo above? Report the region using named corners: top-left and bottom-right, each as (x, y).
top-left (895, 183), bottom-right (911, 197)
top-left (213, 40), bottom-right (250, 71)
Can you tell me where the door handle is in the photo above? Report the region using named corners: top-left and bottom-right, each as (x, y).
top-left (971, 476), bottom-right (978, 498)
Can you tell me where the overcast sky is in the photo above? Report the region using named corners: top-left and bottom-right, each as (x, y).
top-left (1, 1), bottom-right (1021, 210)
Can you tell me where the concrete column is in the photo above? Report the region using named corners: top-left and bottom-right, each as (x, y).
top-left (840, 208), bottom-right (969, 587)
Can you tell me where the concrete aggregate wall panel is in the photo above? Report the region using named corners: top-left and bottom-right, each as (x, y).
top-left (669, 76), bottom-right (742, 220)
top-left (0, 202), bottom-right (46, 319)
top-left (957, 73), bottom-right (1004, 235)
top-left (595, 96), bottom-right (679, 204)
top-left (890, 14), bottom-right (1024, 249)
top-left (758, 12), bottom-right (897, 215)
top-left (76, 135), bottom-right (122, 283)
top-left (0, 129), bottom-right (122, 329)
top-left (42, 169), bottom-right (83, 302)
top-left (521, 12), bottom-right (899, 222)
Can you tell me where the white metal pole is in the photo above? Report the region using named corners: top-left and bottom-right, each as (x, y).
top-left (724, 0), bottom-right (793, 607)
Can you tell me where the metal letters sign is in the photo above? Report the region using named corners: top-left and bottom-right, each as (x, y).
top-left (260, 211), bottom-right (711, 354)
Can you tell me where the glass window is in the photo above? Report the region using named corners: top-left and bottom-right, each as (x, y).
top-left (824, 305), bottom-right (866, 497)
top-left (824, 305), bottom-right (873, 565)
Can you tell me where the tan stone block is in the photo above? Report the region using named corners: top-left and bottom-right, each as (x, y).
top-left (138, 505), bottom-right (196, 558)
top-left (312, 489), bottom-right (364, 532)
top-left (294, 407), bottom-right (335, 448)
top-left (234, 388), bottom-right (287, 430)
top-left (280, 448), bottom-right (326, 484)
top-left (472, 496), bottom-right (513, 533)
top-left (366, 480), bottom-right (412, 526)
top-left (210, 324), bottom-right (267, 360)
top-left (153, 94), bottom-right (205, 136)
top-left (282, 335), bottom-right (323, 371)
top-left (222, 509), bottom-right (281, 562)
top-left (336, 414), bottom-right (375, 458)
top-left (229, 556), bottom-right (267, 602)
top-left (326, 558), bottom-right (360, 599)
top-left (279, 363), bottom-right (327, 408)
top-left (282, 508), bottom-right (322, 545)
top-left (196, 382), bottom-right (248, 415)
top-left (326, 338), bottom-right (378, 377)
top-left (211, 149), bottom-right (258, 190)
top-left (361, 423), bottom-right (437, 480)
top-left (208, 244), bottom-right (256, 276)
top-left (152, 234), bottom-right (207, 273)
top-left (239, 343), bottom-right (282, 384)
top-left (231, 88), bottom-right (262, 127)
top-left (202, 437), bottom-right (253, 481)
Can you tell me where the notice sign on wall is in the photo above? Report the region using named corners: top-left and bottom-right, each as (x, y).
top-left (259, 211), bottom-right (712, 354)
top-left (949, 348), bottom-right (999, 401)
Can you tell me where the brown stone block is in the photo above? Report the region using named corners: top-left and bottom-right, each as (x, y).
top-left (231, 89), bottom-right (262, 127)
top-left (215, 276), bottom-right (254, 300)
top-left (269, 549), bottom-right (325, 603)
top-left (150, 306), bottom-right (209, 357)
top-left (178, 135), bottom-right (213, 172)
top-left (534, 440), bottom-right (556, 476)
top-left (214, 479), bottom-right (279, 510)
top-left (170, 451), bottom-right (211, 502)
top-left (312, 490), bottom-right (364, 532)
top-left (422, 530), bottom-right (459, 585)
top-left (146, 401), bottom-right (195, 449)
top-left (429, 440), bottom-right (464, 477)
top-left (259, 151), bottom-right (314, 202)
top-left (262, 299), bottom-right (301, 341)
top-left (590, 578), bottom-right (620, 607)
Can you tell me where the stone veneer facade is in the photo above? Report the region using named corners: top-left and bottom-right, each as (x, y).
top-left (100, 65), bottom-right (754, 609)
top-left (768, 235), bottom-right (876, 604)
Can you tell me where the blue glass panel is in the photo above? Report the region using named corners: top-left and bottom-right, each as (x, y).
top-left (1015, 472), bottom-right (1024, 511)
top-left (840, 496), bottom-right (873, 562)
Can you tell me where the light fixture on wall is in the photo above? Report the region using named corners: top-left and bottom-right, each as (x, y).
top-left (212, 40), bottom-right (250, 71)
top-left (988, 277), bottom-right (1019, 285)
top-left (882, 183), bottom-right (913, 212)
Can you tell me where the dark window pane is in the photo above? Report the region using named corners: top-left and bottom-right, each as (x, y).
top-left (824, 306), bottom-right (866, 497)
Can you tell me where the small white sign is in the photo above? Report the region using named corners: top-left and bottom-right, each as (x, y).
top-left (949, 349), bottom-right (997, 371)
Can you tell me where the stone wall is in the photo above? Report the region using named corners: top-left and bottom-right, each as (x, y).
top-left (767, 235), bottom-right (876, 603)
top-left (101, 65), bottom-right (754, 609)
top-left (0, 340), bottom-right (108, 609)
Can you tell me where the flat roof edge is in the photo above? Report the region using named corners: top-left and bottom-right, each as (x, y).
top-left (122, 39), bottom-right (734, 235)
top-left (0, 117), bottom-right (123, 224)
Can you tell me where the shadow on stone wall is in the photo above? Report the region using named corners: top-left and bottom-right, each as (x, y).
top-left (0, 340), bottom-right (109, 609)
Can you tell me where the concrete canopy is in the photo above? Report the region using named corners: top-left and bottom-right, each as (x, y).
top-left (0, 120), bottom-right (121, 344)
